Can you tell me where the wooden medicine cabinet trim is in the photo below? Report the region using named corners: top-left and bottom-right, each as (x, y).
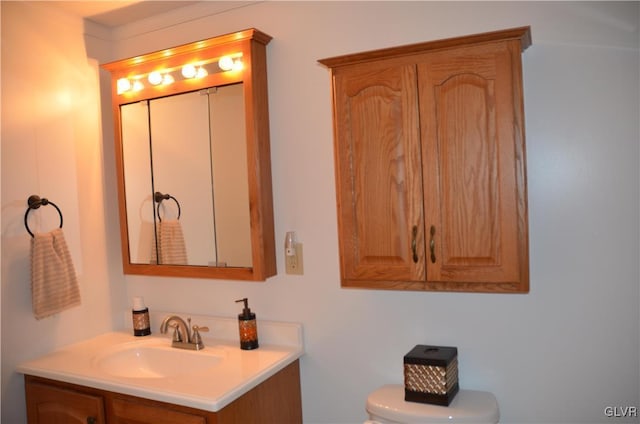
top-left (319, 27), bottom-right (531, 293)
top-left (101, 28), bottom-right (276, 281)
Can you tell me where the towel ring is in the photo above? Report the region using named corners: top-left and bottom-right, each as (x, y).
top-left (24, 195), bottom-right (64, 237)
top-left (154, 192), bottom-right (181, 222)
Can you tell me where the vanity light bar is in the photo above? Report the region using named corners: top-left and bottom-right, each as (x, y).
top-left (116, 53), bottom-right (243, 95)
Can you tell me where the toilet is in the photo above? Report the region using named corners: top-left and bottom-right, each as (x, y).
top-left (366, 384), bottom-right (499, 423)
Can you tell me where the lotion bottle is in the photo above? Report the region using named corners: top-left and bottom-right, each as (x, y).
top-left (132, 296), bottom-right (151, 336)
top-left (235, 298), bottom-right (258, 350)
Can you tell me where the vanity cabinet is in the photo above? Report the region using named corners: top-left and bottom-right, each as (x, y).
top-left (24, 360), bottom-right (302, 424)
top-left (319, 27), bottom-right (531, 293)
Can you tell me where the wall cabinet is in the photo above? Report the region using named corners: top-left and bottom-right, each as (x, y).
top-left (102, 29), bottom-right (276, 281)
top-left (319, 27), bottom-right (531, 293)
top-left (25, 360), bottom-right (302, 424)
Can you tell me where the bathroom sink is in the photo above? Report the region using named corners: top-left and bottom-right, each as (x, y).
top-left (94, 341), bottom-right (224, 379)
top-left (17, 314), bottom-right (303, 412)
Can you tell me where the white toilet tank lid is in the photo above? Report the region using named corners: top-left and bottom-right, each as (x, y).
top-left (366, 385), bottom-right (499, 424)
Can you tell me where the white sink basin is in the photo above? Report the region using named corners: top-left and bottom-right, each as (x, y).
top-left (94, 342), bottom-right (225, 379)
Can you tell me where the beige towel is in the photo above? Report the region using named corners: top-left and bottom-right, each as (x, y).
top-left (150, 220), bottom-right (187, 265)
top-left (31, 228), bottom-right (81, 320)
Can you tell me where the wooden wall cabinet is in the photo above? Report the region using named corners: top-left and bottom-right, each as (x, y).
top-left (319, 27), bottom-right (531, 293)
top-left (25, 360), bottom-right (302, 424)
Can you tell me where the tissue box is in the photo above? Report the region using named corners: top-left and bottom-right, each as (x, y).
top-left (404, 345), bottom-right (459, 406)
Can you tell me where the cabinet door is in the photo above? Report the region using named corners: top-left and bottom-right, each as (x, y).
top-left (332, 60), bottom-right (425, 286)
top-left (26, 381), bottom-right (105, 424)
top-left (419, 40), bottom-right (528, 291)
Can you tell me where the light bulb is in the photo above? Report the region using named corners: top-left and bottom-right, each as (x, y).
top-left (232, 59), bottom-right (244, 71)
top-left (117, 78), bottom-right (131, 94)
top-left (148, 71), bottom-right (163, 85)
top-left (162, 74), bottom-right (175, 85)
top-left (181, 64), bottom-right (197, 79)
top-left (196, 67), bottom-right (208, 78)
top-left (218, 56), bottom-right (234, 71)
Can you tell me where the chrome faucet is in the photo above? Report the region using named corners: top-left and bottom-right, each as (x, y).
top-left (159, 315), bottom-right (208, 350)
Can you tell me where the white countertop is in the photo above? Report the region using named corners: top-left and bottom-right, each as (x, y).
top-left (17, 312), bottom-right (304, 412)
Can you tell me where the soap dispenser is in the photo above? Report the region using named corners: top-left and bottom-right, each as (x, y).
top-left (132, 296), bottom-right (151, 336)
top-left (235, 298), bottom-right (259, 350)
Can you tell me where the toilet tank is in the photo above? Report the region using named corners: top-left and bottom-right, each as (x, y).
top-left (366, 385), bottom-right (499, 423)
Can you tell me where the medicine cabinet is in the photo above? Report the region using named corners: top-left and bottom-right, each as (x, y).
top-left (319, 27), bottom-right (531, 293)
top-left (102, 28), bottom-right (276, 280)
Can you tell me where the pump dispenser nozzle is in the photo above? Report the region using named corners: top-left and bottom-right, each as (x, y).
top-left (235, 298), bottom-right (258, 350)
top-left (235, 298), bottom-right (254, 319)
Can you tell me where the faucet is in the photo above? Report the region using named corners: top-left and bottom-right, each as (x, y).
top-left (159, 315), bottom-right (208, 350)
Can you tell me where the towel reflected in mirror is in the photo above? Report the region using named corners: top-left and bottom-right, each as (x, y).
top-left (150, 220), bottom-right (188, 265)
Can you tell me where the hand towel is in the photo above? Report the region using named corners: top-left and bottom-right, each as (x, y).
top-left (150, 220), bottom-right (187, 265)
top-left (31, 228), bottom-right (81, 320)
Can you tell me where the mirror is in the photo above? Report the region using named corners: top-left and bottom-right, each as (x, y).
top-left (102, 29), bottom-right (276, 280)
top-left (121, 84), bottom-right (251, 267)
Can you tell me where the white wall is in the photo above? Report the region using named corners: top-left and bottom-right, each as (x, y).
top-left (0, 2), bottom-right (126, 423)
top-left (2, 2), bottom-right (638, 423)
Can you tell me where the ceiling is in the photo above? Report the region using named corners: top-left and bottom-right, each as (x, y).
top-left (52, 1), bottom-right (202, 27)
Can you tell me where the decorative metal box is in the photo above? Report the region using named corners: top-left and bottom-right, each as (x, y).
top-left (404, 345), bottom-right (459, 406)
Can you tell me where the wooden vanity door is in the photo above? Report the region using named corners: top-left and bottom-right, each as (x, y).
top-left (332, 60), bottom-right (426, 286)
top-left (26, 380), bottom-right (105, 424)
top-left (418, 40), bottom-right (528, 291)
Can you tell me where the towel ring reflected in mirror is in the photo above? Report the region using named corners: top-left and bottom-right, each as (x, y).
top-left (154, 192), bottom-right (181, 222)
top-left (24, 195), bottom-right (64, 237)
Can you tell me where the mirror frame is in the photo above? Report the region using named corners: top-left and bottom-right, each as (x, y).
top-left (101, 29), bottom-right (276, 281)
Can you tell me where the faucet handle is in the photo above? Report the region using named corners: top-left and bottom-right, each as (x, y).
top-left (191, 325), bottom-right (209, 349)
top-left (167, 322), bottom-right (183, 342)
top-left (192, 325), bottom-right (209, 337)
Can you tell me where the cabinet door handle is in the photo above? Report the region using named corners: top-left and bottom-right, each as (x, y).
top-left (411, 225), bottom-right (419, 263)
top-left (429, 225), bottom-right (436, 263)
top-left (87, 417), bottom-right (97, 424)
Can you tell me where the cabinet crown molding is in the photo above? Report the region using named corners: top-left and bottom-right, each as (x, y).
top-left (318, 26), bottom-right (531, 68)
